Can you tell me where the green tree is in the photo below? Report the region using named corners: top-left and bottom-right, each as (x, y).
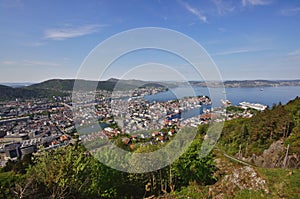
top-left (27, 144), bottom-right (117, 198)
top-left (0, 172), bottom-right (19, 199)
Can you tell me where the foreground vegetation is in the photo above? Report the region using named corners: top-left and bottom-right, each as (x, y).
top-left (164, 158), bottom-right (300, 199)
top-left (0, 132), bottom-right (216, 198)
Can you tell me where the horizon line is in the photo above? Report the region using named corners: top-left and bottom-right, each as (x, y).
top-left (1, 78), bottom-right (300, 85)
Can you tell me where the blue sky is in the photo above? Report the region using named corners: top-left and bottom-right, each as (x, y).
top-left (0, 0), bottom-right (300, 82)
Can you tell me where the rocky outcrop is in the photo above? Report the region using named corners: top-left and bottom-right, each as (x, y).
top-left (211, 166), bottom-right (269, 198)
top-left (210, 155), bottom-right (269, 199)
top-left (243, 140), bottom-right (300, 168)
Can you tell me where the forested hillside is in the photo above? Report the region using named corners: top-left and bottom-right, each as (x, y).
top-left (219, 97), bottom-right (300, 167)
top-left (0, 84), bottom-right (66, 101)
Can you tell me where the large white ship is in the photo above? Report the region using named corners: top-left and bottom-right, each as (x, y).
top-left (239, 101), bottom-right (267, 111)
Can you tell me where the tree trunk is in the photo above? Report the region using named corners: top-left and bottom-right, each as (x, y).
top-left (169, 165), bottom-right (175, 192)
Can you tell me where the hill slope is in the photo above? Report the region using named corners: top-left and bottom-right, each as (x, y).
top-left (218, 96), bottom-right (300, 168)
top-left (0, 78), bottom-right (170, 101)
top-left (28, 78), bottom-right (168, 91)
top-left (0, 84), bottom-right (65, 101)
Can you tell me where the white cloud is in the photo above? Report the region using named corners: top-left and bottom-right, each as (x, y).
top-left (281, 7), bottom-right (300, 16)
top-left (213, 48), bottom-right (271, 55)
top-left (2, 60), bottom-right (61, 67)
top-left (179, 1), bottom-right (208, 23)
top-left (287, 49), bottom-right (300, 56)
top-left (242, 0), bottom-right (271, 6)
top-left (25, 41), bottom-right (46, 47)
top-left (44, 24), bottom-right (104, 40)
top-left (286, 49), bottom-right (300, 61)
top-left (2, 60), bottom-right (17, 65)
top-left (214, 49), bottom-right (252, 55)
top-left (211, 0), bottom-right (235, 15)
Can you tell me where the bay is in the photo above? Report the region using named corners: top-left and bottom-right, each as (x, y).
top-left (145, 86), bottom-right (300, 107)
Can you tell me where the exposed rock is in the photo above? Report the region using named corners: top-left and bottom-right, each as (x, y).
top-left (285, 153), bottom-right (300, 168)
top-left (243, 140), bottom-right (300, 168)
top-left (210, 166), bottom-right (269, 198)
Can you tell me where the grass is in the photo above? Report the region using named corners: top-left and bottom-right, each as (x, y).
top-left (257, 168), bottom-right (300, 199)
top-left (163, 165), bottom-right (300, 199)
top-left (173, 183), bottom-right (210, 199)
top-left (235, 189), bottom-right (267, 199)
top-left (205, 149), bottom-right (300, 199)
top-left (234, 168), bottom-right (300, 199)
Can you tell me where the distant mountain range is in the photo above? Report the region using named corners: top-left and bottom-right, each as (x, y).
top-left (189, 79), bottom-right (300, 88)
top-left (1, 79), bottom-right (300, 101)
top-left (0, 82), bottom-right (33, 88)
